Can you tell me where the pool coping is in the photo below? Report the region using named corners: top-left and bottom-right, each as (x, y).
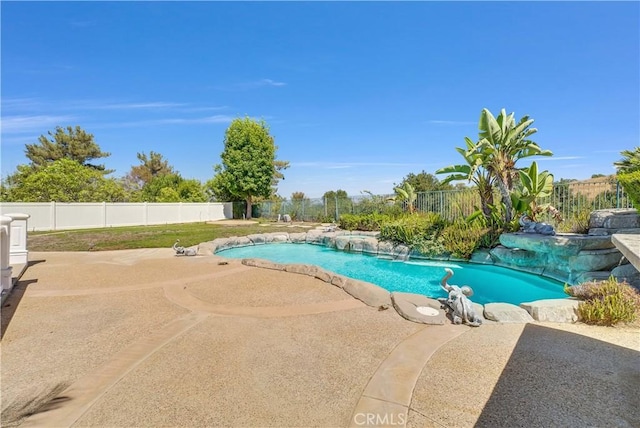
top-left (199, 229), bottom-right (580, 324)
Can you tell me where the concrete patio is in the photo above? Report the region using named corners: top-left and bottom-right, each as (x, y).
top-left (1, 249), bottom-right (638, 427)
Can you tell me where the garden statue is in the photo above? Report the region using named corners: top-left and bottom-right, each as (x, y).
top-left (438, 268), bottom-right (483, 327)
top-left (173, 239), bottom-right (197, 256)
top-left (518, 214), bottom-right (555, 235)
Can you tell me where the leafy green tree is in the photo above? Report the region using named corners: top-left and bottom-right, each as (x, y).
top-left (395, 171), bottom-right (452, 192)
top-left (141, 173), bottom-right (207, 202)
top-left (614, 147), bottom-right (640, 174)
top-left (25, 126), bottom-right (112, 172)
top-left (211, 117), bottom-right (288, 219)
top-left (289, 191), bottom-right (309, 220)
top-left (125, 151), bottom-right (175, 191)
top-left (205, 172), bottom-right (236, 202)
top-left (322, 189), bottom-right (349, 219)
top-left (177, 178), bottom-right (208, 202)
top-left (2, 159), bottom-right (125, 202)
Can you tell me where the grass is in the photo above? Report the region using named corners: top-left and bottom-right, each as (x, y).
top-left (27, 221), bottom-right (319, 252)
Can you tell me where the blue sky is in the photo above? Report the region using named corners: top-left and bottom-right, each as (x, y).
top-left (2, 1), bottom-right (639, 198)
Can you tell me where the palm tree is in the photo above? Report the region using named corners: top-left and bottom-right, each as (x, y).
top-left (614, 147), bottom-right (640, 174)
top-left (474, 108), bottom-right (552, 223)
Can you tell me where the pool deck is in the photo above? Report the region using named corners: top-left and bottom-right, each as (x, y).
top-left (612, 232), bottom-right (640, 272)
top-left (2, 249), bottom-right (639, 427)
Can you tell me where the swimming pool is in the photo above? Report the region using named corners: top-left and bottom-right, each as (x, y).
top-left (217, 243), bottom-right (567, 305)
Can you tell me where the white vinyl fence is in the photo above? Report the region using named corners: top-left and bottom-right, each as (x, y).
top-left (0, 202), bottom-right (233, 231)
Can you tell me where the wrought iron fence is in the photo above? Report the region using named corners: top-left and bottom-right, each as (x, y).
top-left (254, 180), bottom-right (633, 225)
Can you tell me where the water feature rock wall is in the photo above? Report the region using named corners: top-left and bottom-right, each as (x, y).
top-left (490, 209), bottom-right (640, 286)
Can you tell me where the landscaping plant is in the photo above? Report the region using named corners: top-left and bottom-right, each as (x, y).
top-left (565, 277), bottom-right (640, 326)
top-left (379, 212), bottom-right (447, 246)
top-left (440, 218), bottom-right (490, 259)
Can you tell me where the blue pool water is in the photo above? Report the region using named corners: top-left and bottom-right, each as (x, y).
top-left (217, 243), bottom-right (567, 305)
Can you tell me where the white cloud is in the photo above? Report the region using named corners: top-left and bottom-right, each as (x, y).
top-left (1, 98), bottom-right (46, 111)
top-left (427, 120), bottom-right (476, 125)
top-left (260, 78), bottom-right (286, 87)
top-left (99, 102), bottom-right (188, 110)
top-left (211, 78), bottom-right (287, 91)
top-left (292, 161), bottom-right (423, 169)
top-left (1, 115), bottom-right (77, 133)
top-left (89, 115), bottom-right (235, 129)
top-left (157, 115), bottom-right (235, 124)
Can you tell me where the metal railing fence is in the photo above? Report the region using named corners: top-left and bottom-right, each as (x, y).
top-left (255, 180), bottom-right (633, 224)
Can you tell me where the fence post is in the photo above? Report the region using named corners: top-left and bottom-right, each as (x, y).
top-left (102, 202), bottom-right (107, 228)
top-left (144, 202), bottom-right (148, 226)
top-left (50, 201), bottom-right (56, 231)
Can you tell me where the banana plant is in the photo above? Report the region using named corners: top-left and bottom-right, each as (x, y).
top-left (392, 182), bottom-right (417, 214)
top-left (511, 161), bottom-right (557, 221)
top-left (436, 137), bottom-right (496, 220)
top-left (475, 108), bottom-right (553, 224)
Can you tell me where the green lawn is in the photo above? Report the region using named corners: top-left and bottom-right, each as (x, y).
top-left (27, 221), bottom-right (319, 252)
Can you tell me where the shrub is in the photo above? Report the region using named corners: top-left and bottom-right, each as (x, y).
top-left (617, 171), bottom-right (640, 210)
top-left (565, 277), bottom-right (640, 326)
top-left (338, 213), bottom-right (392, 231)
top-left (379, 212), bottom-right (448, 246)
top-left (440, 219), bottom-right (490, 259)
top-left (557, 209), bottom-right (591, 234)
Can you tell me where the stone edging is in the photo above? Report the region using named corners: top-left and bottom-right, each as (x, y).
top-left (196, 230), bottom-right (579, 324)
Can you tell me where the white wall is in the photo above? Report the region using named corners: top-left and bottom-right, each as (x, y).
top-left (0, 202), bottom-right (233, 231)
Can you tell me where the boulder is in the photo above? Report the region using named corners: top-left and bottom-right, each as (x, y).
top-left (349, 238), bottom-right (365, 253)
top-left (611, 263), bottom-right (640, 289)
top-left (590, 208), bottom-right (640, 230)
top-left (567, 248), bottom-right (623, 273)
top-left (342, 278), bottom-right (392, 308)
top-left (264, 232), bottom-right (289, 243)
top-left (305, 232), bottom-right (324, 244)
top-left (361, 237), bottom-right (379, 255)
top-left (520, 299), bottom-right (579, 323)
top-left (211, 237), bottom-right (232, 252)
top-left (284, 264), bottom-right (319, 277)
top-left (288, 232), bottom-right (307, 243)
top-left (484, 302), bottom-right (534, 323)
top-left (391, 292), bottom-right (446, 325)
top-left (313, 267), bottom-right (334, 283)
top-left (235, 236), bottom-right (253, 247)
top-left (377, 241), bottom-right (396, 257)
top-left (330, 274), bottom-right (349, 289)
top-left (574, 271), bottom-right (615, 284)
top-left (335, 236), bottom-right (351, 251)
top-left (490, 246), bottom-right (540, 268)
top-left (470, 249), bottom-right (494, 265)
top-left (241, 258), bottom-right (285, 271)
top-left (499, 233), bottom-right (614, 256)
top-left (246, 234), bottom-right (266, 244)
top-left (392, 244), bottom-right (411, 260)
top-left (197, 242), bottom-right (215, 256)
